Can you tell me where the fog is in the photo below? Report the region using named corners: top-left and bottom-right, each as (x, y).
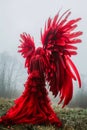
top-left (0, 0), bottom-right (87, 105)
top-left (0, 0), bottom-right (87, 74)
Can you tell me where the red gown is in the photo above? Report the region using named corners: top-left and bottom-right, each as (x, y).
top-left (0, 10), bottom-right (82, 127)
top-left (0, 53), bottom-right (62, 127)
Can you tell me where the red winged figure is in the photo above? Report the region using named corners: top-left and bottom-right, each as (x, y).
top-left (0, 10), bottom-right (82, 127)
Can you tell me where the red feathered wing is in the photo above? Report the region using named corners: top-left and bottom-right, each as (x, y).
top-left (18, 33), bottom-right (35, 73)
top-left (41, 10), bottom-right (83, 107)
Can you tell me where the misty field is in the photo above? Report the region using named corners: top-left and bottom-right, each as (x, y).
top-left (0, 98), bottom-right (87, 130)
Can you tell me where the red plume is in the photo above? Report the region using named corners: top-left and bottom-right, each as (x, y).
top-left (18, 33), bottom-right (35, 69)
top-left (41, 10), bottom-right (83, 107)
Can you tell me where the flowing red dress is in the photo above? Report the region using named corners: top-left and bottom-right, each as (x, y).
top-left (0, 54), bottom-right (62, 127)
top-left (0, 10), bottom-right (82, 127)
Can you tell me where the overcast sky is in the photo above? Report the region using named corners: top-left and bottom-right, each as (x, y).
top-left (0, 0), bottom-right (87, 75)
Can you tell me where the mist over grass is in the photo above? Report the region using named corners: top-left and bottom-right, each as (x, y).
top-left (0, 52), bottom-right (27, 99)
top-left (68, 75), bottom-right (87, 108)
top-left (0, 98), bottom-right (87, 130)
top-left (0, 52), bottom-right (87, 129)
top-left (0, 52), bottom-right (87, 109)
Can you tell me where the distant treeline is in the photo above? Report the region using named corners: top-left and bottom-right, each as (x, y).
top-left (0, 52), bottom-right (27, 98)
top-left (0, 52), bottom-right (87, 108)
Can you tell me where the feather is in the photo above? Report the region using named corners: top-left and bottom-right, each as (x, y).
top-left (69, 32), bottom-right (83, 38)
top-left (18, 33), bottom-right (35, 72)
top-left (66, 56), bottom-right (81, 87)
top-left (70, 39), bottom-right (82, 44)
top-left (41, 10), bottom-right (82, 106)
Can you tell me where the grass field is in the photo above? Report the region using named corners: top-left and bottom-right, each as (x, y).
top-left (0, 98), bottom-right (87, 130)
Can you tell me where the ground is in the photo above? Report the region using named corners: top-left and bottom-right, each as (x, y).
top-left (0, 98), bottom-right (87, 130)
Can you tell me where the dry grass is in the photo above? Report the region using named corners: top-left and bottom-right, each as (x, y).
top-left (0, 98), bottom-right (87, 130)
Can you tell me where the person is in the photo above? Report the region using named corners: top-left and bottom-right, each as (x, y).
top-left (0, 10), bottom-right (82, 127)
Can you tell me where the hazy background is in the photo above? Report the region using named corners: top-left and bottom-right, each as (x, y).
top-left (0, 0), bottom-right (87, 107)
top-left (0, 0), bottom-right (87, 73)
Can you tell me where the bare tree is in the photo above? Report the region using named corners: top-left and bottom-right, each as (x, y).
top-left (0, 52), bottom-right (26, 98)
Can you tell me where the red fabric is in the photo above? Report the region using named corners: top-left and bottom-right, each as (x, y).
top-left (0, 71), bottom-right (61, 127)
top-left (0, 10), bottom-right (82, 127)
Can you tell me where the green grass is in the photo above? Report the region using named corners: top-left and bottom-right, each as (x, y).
top-left (0, 98), bottom-right (87, 130)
